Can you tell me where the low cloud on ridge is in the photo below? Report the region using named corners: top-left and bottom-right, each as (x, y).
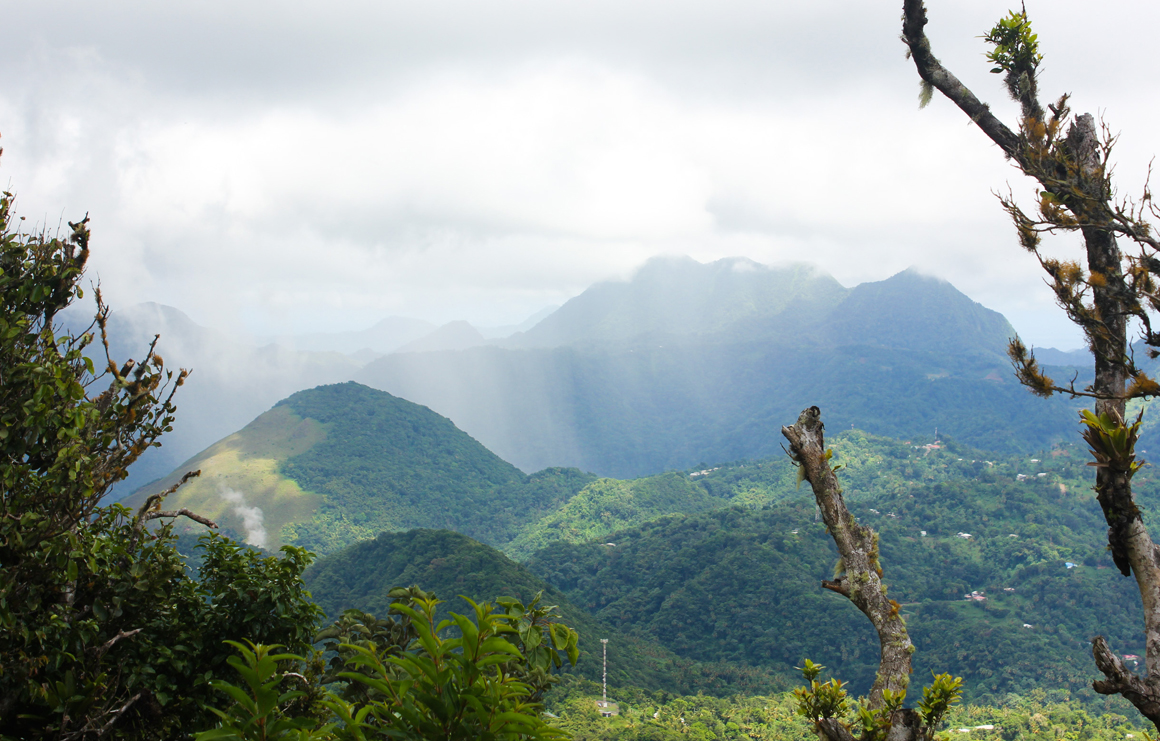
top-left (219, 486), bottom-right (267, 549)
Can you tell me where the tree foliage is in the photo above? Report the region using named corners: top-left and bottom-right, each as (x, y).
top-left (0, 152), bottom-right (323, 739)
top-left (198, 590), bottom-right (579, 741)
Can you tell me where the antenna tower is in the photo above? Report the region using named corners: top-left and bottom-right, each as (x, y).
top-left (601, 638), bottom-right (609, 706)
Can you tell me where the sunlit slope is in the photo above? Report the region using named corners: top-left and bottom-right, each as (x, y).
top-left (501, 472), bottom-right (733, 560)
top-left (129, 382), bottom-right (574, 553)
top-left (126, 403), bottom-right (326, 550)
top-left (64, 302), bottom-right (364, 500)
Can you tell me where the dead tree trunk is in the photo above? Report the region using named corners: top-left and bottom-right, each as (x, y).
top-left (902, 1), bottom-right (1160, 727)
top-left (783, 406), bottom-right (927, 741)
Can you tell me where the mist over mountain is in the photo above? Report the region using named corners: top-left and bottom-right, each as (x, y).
top-left (74, 303), bottom-right (362, 499)
top-left (354, 257), bottom-right (1074, 477)
top-left (475, 305), bottom-right (560, 339)
top-left (268, 316), bottom-right (437, 355)
top-left (394, 320), bottom-right (487, 353)
top-left (124, 382), bottom-right (590, 554)
top-left (90, 256), bottom-right (1090, 489)
top-left (505, 257), bottom-right (847, 349)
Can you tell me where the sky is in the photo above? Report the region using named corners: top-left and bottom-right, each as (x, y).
top-left (2, 0), bottom-right (1158, 349)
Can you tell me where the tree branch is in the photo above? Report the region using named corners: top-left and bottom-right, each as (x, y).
top-left (782, 406), bottom-right (914, 709)
top-left (139, 509), bottom-right (217, 529)
top-left (1092, 636), bottom-right (1160, 727)
top-left (901, 0), bottom-right (1021, 157)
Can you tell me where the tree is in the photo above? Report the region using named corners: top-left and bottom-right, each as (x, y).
top-left (781, 407), bottom-right (961, 741)
top-left (198, 589), bottom-right (580, 741)
top-left (900, 1), bottom-right (1160, 729)
top-left (0, 141), bottom-right (323, 739)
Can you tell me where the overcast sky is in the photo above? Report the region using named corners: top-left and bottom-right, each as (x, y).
top-left (2, 0), bottom-right (1157, 348)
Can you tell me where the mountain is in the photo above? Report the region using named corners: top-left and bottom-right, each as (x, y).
top-left (270, 316), bottom-right (437, 355)
top-left (302, 528), bottom-right (788, 697)
top-left (353, 258), bottom-right (1054, 479)
top-left (394, 320), bottom-right (487, 353)
top-left (1032, 347), bottom-right (1093, 366)
top-left (354, 261), bottom-right (1078, 477)
top-left (506, 257), bottom-right (847, 349)
top-left (124, 382), bottom-right (588, 553)
top-left (74, 303), bottom-right (363, 499)
top-left (825, 268), bottom-right (1013, 359)
top-left (476, 305), bottom-right (560, 339)
top-left (89, 258), bottom-right (1081, 490)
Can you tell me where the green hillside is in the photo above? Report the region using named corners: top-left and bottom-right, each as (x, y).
top-left (302, 528), bottom-right (788, 697)
top-left (522, 435), bottom-right (1149, 707)
top-left (126, 382), bottom-right (591, 553)
top-left (502, 471), bottom-right (736, 560)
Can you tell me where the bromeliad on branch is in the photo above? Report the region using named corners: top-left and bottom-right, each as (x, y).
top-left (902, 1), bottom-right (1160, 728)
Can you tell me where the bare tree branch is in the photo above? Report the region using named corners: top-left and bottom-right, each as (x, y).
top-left (139, 509), bottom-right (217, 529)
top-left (782, 406), bottom-right (914, 709)
top-left (901, 0), bottom-right (1021, 157)
top-left (903, 1), bottom-right (1160, 728)
top-left (1092, 637), bottom-right (1160, 725)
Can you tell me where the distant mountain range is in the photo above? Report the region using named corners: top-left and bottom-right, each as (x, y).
top-left (354, 259), bottom-right (1084, 477)
top-left (95, 255), bottom-right (1093, 493)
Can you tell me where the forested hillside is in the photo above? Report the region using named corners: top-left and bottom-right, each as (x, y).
top-left (302, 528), bottom-right (787, 697)
top-left (523, 434), bottom-right (1149, 706)
top-left (126, 382), bottom-right (594, 553)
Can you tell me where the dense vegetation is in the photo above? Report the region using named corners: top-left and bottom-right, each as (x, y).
top-left (303, 528), bottom-right (788, 698)
top-left (277, 382), bottom-right (571, 552)
top-left (543, 678), bottom-right (1147, 741)
top-left (127, 382), bottom-right (600, 555)
top-left (0, 187), bottom-right (326, 738)
top-left (523, 432), bottom-right (1149, 709)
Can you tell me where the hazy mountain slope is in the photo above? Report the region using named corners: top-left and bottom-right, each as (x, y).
top-left (476, 305), bottom-right (560, 339)
top-left (125, 382), bottom-right (587, 553)
top-left (394, 320), bottom-right (486, 353)
top-left (355, 260), bottom-right (1077, 478)
top-left (824, 268), bottom-right (1015, 359)
top-left (270, 316), bottom-right (437, 355)
top-left (356, 339), bottom-right (1083, 478)
top-left (524, 440), bottom-right (1148, 705)
top-left (303, 528), bottom-right (788, 697)
top-left (508, 256), bottom-right (847, 348)
top-left (77, 303), bottom-right (362, 499)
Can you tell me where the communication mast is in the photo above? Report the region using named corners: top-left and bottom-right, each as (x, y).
top-left (601, 638), bottom-right (609, 707)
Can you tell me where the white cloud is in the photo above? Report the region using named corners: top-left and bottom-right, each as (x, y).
top-left (219, 487), bottom-right (268, 549)
top-left (1, 0), bottom-right (1157, 348)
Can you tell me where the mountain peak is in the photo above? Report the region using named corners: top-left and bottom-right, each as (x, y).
top-left (829, 269), bottom-right (1015, 358)
top-left (509, 255), bottom-right (848, 349)
top-left (395, 320), bottom-right (486, 353)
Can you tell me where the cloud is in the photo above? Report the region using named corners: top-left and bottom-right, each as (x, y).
top-left (219, 487), bottom-right (267, 549)
top-left (2, 0), bottom-right (1158, 349)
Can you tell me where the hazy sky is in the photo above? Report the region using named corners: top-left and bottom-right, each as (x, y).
top-left (3, 0), bottom-right (1157, 348)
